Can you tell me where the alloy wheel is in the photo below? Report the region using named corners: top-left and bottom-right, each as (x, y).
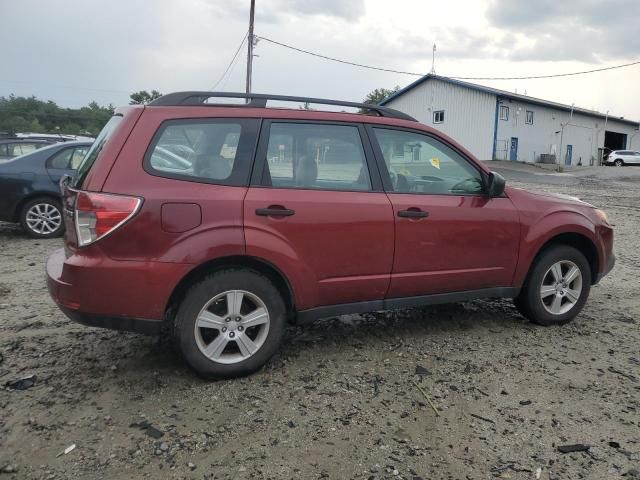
top-left (25, 203), bottom-right (62, 235)
top-left (194, 290), bottom-right (270, 364)
top-left (539, 260), bottom-right (583, 315)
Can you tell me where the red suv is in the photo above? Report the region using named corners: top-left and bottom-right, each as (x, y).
top-left (47, 92), bottom-right (614, 378)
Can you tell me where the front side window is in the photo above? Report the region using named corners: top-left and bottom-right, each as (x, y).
top-left (372, 128), bottom-right (484, 195)
top-left (526, 110), bottom-right (534, 124)
top-left (263, 123), bottom-right (371, 191)
top-left (148, 121), bottom-right (243, 183)
top-left (433, 110), bottom-right (445, 124)
top-left (499, 105), bottom-right (509, 121)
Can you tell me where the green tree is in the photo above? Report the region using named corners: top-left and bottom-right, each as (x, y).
top-left (0, 95), bottom-right (113, 136)
top-left (129, 90), bottom-right (162, 105)
top-left (363, 86), bottom-right (401, 106)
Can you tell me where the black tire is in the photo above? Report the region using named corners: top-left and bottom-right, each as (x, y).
top-left (174, 269), bottom-right (286, 378)
top-left (614, 159), bottom-right (624, 167)
top-left (514, 245), bottom-right (591, 326)
top-left (19, 197), bottom-right (64, 239)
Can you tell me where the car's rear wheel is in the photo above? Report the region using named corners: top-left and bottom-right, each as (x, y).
top-left (514, 245), bottom-right (591, 326)
top-left (20, 197), bottom-right (64, 239)
top-left (614, 159), bottom-right (624, 167)
top-left (174, 269), bottom-right (286, 378)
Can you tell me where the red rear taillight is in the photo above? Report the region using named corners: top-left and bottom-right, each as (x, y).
top-left (75, 191), bottom-right (142, 247)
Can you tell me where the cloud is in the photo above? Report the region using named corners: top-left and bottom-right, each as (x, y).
top-left (210, 0), bottom-right (366, 23)
top-left (486, 0), bottom-right (640, 61)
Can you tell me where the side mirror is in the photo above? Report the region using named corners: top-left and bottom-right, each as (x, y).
top-left (486, 171), bottom-right (506, 197)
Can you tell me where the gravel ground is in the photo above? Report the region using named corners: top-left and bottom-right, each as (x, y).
top-left (0, 169), bottom-right (639, 480)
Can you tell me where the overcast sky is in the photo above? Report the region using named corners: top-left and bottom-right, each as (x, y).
top-left (1, 0), bottom-right (639, 120)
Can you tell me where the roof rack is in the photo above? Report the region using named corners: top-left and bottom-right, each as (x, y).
top-left (148, 91), bottom-right (417, 122)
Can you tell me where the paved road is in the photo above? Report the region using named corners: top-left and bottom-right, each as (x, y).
top-left (485, 160), bottom-right (640, 186)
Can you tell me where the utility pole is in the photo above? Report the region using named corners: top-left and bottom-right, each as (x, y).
top-left (245, 0), bottom-right (256, 97)
top-left (430, 44), bottom-right (436, 75)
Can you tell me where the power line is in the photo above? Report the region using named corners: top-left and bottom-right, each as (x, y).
top-left (212, 30), bottom-right (249, 90)
top-left (255, 34), bottom-right (640, 81)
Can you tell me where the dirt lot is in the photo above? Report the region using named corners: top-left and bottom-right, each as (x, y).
top-left (1, 167), bottom-right (639, 480)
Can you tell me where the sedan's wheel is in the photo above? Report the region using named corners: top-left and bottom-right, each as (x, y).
top-left (20, 197), bottom-right (64, 238)
top-left (175, 269), bottom-right (285, 378)
top-left (514, 245), bottom-right (591, 326)
top-left (614, 159), bottom-right (624, 167)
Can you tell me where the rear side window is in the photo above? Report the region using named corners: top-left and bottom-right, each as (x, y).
top-left (48, 148), bottom-right (74, 169)
top-left (145, 119), bottom-right (258, 186)
top-left (74, 115), bottom-right (122, 187)
top-left (262, 122), bottom-right (371, 191)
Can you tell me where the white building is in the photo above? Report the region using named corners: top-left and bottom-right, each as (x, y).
top-left (380, 74), bottom-right (639, 165)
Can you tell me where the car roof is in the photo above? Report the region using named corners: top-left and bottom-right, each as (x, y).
top-left (148, 91), bottom-right (417, 122)
top-left (0, 138), bottom-right (52, 144)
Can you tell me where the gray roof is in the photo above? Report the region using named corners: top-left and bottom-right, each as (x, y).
top-left (380, 74), bottom-right (639, 127)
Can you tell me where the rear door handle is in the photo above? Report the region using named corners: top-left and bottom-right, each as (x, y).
top-left (398, 209), bottom-right (429, 218)
top-left (255, 207), bottom-right (295, 217)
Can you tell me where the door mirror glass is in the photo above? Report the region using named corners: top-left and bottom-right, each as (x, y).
top-left (487, 171), bottom-right (506, 197)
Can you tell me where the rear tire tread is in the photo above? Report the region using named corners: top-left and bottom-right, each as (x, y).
top-left (173, 268), bottom-right (286, 379)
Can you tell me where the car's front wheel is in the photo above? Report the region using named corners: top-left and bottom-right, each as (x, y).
top-left (614, 159), bottom-right (624, 167)
top-left (20, 197), bottom-right (64, 239)
top-left (174, 269), bottom-right (286, 378)
top-left (514, 245), bottom-right (591, 326)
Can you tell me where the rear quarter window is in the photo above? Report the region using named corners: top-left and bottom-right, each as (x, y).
top-left (73, 115), bottom-right (122, 187)
top-left (144, 118), bottom-right (259, 186)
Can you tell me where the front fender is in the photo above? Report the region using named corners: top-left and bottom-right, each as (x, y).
top-left (512, 209), bottom-right (599, 286)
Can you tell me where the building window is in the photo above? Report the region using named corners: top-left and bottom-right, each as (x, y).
top-left (433, 110), bottom-right (444, 124)
top-left (499, 105), bottom-right (509, 121)
top-left (525, 110), bottom-right (534, 125)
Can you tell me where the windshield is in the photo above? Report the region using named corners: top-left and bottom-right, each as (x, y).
top-left (73, 115), bottom-right (122, 188)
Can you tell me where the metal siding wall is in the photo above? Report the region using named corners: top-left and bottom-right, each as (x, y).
top-left (386, 79), bottom-right (496, 159)
top-left (495, 100), bottom-right (638, 165)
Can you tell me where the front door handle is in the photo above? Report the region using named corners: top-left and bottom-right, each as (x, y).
top-left (255, 206), bottom-right (295, 217)
top-left (398, 208), bottom-right (429, 218)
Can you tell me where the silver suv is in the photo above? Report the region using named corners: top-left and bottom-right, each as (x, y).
top-left (606, 150), bottom-right (640, 166)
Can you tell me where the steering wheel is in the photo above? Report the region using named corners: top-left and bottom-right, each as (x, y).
top-left (450, 177), bottom-right (482, 194)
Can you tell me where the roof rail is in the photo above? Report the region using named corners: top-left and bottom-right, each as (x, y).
top-left (148, 91), bottom-right (417, 121)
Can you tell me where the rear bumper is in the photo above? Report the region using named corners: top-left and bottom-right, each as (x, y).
top-left (57, 305), bottom-right (163, 335)
top-left (46, 248), bottom-right (191, 335)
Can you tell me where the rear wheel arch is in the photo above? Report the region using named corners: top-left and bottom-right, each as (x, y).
top-left (165, 255), bottom-right (296, 325)
top-left (527, 232), bottom-right (599, 285)
top-left (13, 192), bottom-right (60, 222)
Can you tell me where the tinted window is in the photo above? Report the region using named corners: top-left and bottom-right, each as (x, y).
top-left (8, 142), bottom-right (42, 157)
top-left (148, 121), bottom-right (242, 182)
top-left (0, 144), bottom-right (7, 156)
top-left (48, 148), bottom-right (74, 169)
top-left (372, 128), bottom-right (484, 195)
top-left (263, 123), bottom-right (371, 191)
top-left (70, 146), bottom-right (90, 169)
top-left (74, 115), bottom-right (122, 187)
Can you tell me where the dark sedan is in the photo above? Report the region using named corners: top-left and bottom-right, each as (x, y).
top-left (0, 141), bottom-right (92, 238)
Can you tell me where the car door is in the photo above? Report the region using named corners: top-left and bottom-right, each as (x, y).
top-left (629, 151), bottom-right (640, 164)
top-left (367, 125), bottom-right (520, 298)
top-left (244, 120), bottom-right (395, 311)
